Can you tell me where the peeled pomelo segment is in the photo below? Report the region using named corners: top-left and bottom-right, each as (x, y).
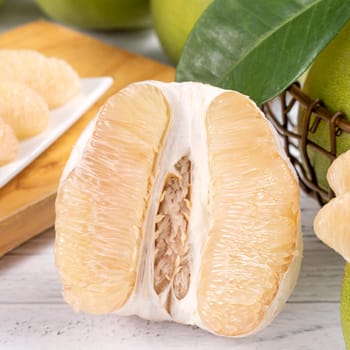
top-left (0, 117), bottom-right (18, 165)
top-left (44, 57), bottom-right (81, 108)
top-left (313, 149), bottom-right (350, 262)
top-left (0, 81), bottom-right (49, 139)
top-left (0, 49), bottom-right (81, 109)
top-left (55, 84), bottom-right (170, 314)
top-left (198, 92), bottom-right (299, 336)
top-left (314, 193), bottom-right (350, 262)
top-left (327, 150), bottom-right (350, 196)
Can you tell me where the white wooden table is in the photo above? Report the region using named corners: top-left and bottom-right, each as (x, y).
top-left (0, 1), bottom-right (347, 349)
top-left (0, 192), bottom-right (345, 349)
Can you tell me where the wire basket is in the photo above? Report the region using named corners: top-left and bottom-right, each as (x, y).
top-left (261, 82), bottom-right (350, 206)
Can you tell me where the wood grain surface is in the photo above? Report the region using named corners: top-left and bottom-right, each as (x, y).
top-left (0, 20), bottom-right (175, 256)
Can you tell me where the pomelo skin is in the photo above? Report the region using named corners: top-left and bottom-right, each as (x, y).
top-left (301, 21), bottom-right (350, 193)
top-left (304, 21), bottom-right (350, 348)
top-left (151, 0), bottom-right (212, 64)
top-left (342, 263), bottom-right (350, 349)
top-left (35, 0), bottom-right (151, 30)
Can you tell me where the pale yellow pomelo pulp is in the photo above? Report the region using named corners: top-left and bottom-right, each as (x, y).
top-left (56, 81), bottom-right (302, 337)
top-left (0, 50), bottom-right (81, 109)
top-left (313, 149), bottom-right (350, 349)
top-left (0, 81), bottom-right (49, 139)
top-left (0, 117), bottom-right (18, 166)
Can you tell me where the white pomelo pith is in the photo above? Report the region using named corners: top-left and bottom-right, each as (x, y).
top-left (56, 81), bottom-right (302, 337)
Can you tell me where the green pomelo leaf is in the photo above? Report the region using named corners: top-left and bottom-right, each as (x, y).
top-left (176, 0), bottom-right (350, 105)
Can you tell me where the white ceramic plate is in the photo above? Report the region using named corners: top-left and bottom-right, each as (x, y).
top-left (0, 76), bottom-right (113, 188)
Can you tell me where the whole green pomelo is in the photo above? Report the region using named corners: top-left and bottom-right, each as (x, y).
top-left (302, 20), bottom-right (350, 349)
top-left (151, 0), bottom-right (213, 64)
top-left (300, 21), bottom-right (350, 194)
top-left (35, 0), bottom-right (151, 30)
top-left (341, 263), bottom-right (350, 349)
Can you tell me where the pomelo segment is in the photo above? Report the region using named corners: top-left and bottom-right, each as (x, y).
top-left (314, 193), bottom-right (350, 261)
top-left (314, 150), bottom-right (350, 262)
top-left (55, 81), bottom-right (301, 336)
top-left (0, 81), bottom-right (49, 139)
top-left (313, 151), bottom-right (350, 349)
top-left (0, 49), bottom-right (81, 109)
top-left (198, 92), bottom-right (299, 336)
top-left (327, 150), bottom-right (350, 196)
top-left (55, 84), bottom-right (170, 313)
top-left (0, 117), bottom-right (18, 165)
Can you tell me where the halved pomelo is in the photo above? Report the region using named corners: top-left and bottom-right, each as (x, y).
top-left (55, 81), bottom-right (302, 337)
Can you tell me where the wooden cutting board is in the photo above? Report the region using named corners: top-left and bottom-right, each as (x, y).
top-left (0, 20), bottom-right (175, 256)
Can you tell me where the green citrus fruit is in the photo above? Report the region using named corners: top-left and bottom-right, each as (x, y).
top-left (35, 0), bottom-right (151, 30)
top-left (151, 0), bottom-right (213, 64)
top-left (301, 20), bottom-right (350, 349)
top-left (341, 263), bottom-right (350, 349)
top-left (300, 21), bottom-right (350, 194)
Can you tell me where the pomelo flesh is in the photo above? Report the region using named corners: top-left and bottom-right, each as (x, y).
top-left (0, 81), bottom-right (49, 139)
top-left (314, 150), bottom-right (350, 262)
top-left (0, 117), bottom-right (18, 166)
top-left (0, 50), bottom-right (81, 109)
top-left (55, 81), bottom-right (302, 336)
top-left (313, 150), bottom-right (350, 349)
